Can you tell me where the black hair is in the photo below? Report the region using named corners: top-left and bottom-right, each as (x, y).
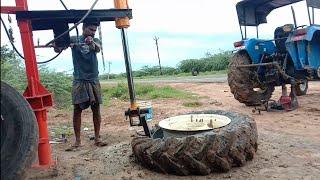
top-left (83, 21), bottom-right (100, 28)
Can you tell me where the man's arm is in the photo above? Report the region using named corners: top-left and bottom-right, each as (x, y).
top-left (54, 36), bottom-right (77, 52)
top-left (92, 39), bottom-right (101, 53)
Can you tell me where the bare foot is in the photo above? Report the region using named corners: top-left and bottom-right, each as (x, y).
top-left (65, 141), bottom-right (81, 151)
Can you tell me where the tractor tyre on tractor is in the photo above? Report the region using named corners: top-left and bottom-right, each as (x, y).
top-left (131, 110), bottom-right (258, 176)
top-left (1, 81), bottom-right (38, 180)
top-left (228, 51), bottom-right (275, 106)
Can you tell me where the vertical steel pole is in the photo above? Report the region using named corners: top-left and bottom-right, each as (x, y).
top-left (120, 28), bottom-right (136, 107)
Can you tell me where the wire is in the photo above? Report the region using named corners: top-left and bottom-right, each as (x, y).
top-left (1, 17), bottom-right (25, 59)
top-left (1, 17), bottom-right (63, 64)
top-left (45, 0), bottom-right (99, 47)
top-left (57, 0), bottom-right (80, 44)
top-left (37, 51), bottom-right (62, 64)
top-left (58, 0), bottom-right (69, 10)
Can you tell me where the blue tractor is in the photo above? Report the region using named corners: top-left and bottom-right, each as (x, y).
top-left (228, 0), bottom-right (320, 107)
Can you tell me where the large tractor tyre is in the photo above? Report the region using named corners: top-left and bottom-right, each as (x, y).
top-left (1, 81), bottom-right (38, 180)
top-left (228, 51), bottom-right (275, 106)
top-left (131, 110), bottom-right (258, 176)
top-left (294, 79), bottom-right (308, 96)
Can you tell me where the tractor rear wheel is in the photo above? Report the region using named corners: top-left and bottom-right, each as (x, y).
top-left (131, 110), bottom-right (258, 175)
top-left (228, 51), bottom-right (275, 106)
top-left (1, 81), bottom-right (38, 180)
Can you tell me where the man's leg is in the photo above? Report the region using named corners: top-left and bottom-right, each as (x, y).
top-left (91, 103), bottom-right (102, 144)
top-left (73, 104), bottom-right (82, 146)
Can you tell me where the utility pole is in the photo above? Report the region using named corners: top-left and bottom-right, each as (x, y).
top-left (107, 61), bottom-right (112, 80)
top-left (153, 36), bottom-right (163, 75)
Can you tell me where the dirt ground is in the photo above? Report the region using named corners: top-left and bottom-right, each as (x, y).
top-left (26, 81), bottom-right (320, 180)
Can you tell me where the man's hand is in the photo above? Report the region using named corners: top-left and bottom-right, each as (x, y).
top-left (85, 36), bottom-right (94, 44)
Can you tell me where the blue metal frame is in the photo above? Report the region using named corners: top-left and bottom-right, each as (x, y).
top-left (286, 25), bottom-right (320, 70)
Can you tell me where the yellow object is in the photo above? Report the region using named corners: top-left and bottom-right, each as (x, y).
top-left (114, 0), bottom-right (130, 29)
top-left (130, 102), bottom-right (137, 110)
top-left (130, 101), bottom-right (151, 111)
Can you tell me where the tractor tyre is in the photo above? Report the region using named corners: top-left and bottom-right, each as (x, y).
top-left (191, 68), bottom-right (199, 76)
top-left (131, 110), bottom-right (258, 175)
top-left (294, 79), bottom-right (308, 96)
top-left (228, 51), bottom-right (275, 106)
top-left (1, 81), bottom-right (38, 180)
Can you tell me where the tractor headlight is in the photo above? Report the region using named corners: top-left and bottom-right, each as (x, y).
top-left (283, 24), bottom-right (293, 32)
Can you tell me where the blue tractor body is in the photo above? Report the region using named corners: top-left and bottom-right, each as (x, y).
top-left (286, 25), bottom-right (320, 71)
top-left (238, 24), bottom-right (320, 81)
top-left (228, 0), bottom-right (319, 106)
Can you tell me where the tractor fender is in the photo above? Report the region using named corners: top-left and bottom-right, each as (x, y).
top-left (240, 39), bottom-right (276, 64)
top-left (286, 25), bottom-right (320, 42)
top-left (286, 25), bottom-right (320, 70)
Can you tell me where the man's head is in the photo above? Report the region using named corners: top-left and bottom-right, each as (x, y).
top-left (82, 22), bottom-right (99, 37)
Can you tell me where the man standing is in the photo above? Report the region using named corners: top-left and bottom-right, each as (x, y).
top-left (62, 22), bottom-right (106, 149)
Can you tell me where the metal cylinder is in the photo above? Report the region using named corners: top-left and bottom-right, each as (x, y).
top-left (114, 0), bottom-right (130, 29)
top-left (120, 28), bottom-right (136, 107)
top-left (35, 110), bottom-right (52, 165)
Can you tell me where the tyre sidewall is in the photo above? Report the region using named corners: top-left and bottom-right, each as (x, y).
top-left (1, 82), bottom-right (38, 180)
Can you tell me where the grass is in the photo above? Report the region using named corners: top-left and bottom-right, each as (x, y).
top-left (47, 82), bottom-right (197, 110)
top-left (50, 125), bottom-right (73, 138)
top-left (101, 83), bottom-right (196, 102)
top-left (182, 101), bottom-right (203, 107)
top-left (101, 70), bottom-right (227, 82)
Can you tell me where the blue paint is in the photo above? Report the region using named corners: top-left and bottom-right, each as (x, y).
top-left (286, 24), bottom-right (320, 71)
top-left (242, 39), bottom-right (276, 64)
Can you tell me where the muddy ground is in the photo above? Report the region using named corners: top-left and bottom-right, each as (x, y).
top-left (26, 81), bottom-right (320, 180)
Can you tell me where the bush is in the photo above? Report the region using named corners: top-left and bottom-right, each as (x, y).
top-left (178, 51), bottom-right (232, 73)
top-left (1, 46), bottom-right (27, 92)
top-left (133, 66), bottom-right (180, 77)
top-left (39, 66), bottom-right (72, 109)
top-left (1, 45), bottom-right (72, 109)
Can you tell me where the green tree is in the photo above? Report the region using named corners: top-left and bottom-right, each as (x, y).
top-left (1, 45), bottom-right (72, 109)
top-left (1, 45), bottom-right (27, 92)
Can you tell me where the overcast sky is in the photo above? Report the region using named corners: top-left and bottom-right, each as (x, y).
top-left (1, 0), bottom-right (318, 74)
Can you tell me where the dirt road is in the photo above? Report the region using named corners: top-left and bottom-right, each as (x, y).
top-left (101, 74), bottom-right (227, 84)
top-left (26, 81), bottom-right (320, 180)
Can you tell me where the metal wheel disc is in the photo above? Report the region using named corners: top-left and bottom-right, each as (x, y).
top-left (159, 114), bottom-right (231, 131)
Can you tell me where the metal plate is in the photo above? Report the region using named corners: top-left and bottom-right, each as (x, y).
top-left (159, 114), bottom-right (231, 132)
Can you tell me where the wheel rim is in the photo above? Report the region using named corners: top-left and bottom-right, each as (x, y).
top-left (253, 87), bottom-right (267, 93)
top-left (159, 114), bottom-right (231, 131)
top-left (299, 81), bottom-right (307, 91)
